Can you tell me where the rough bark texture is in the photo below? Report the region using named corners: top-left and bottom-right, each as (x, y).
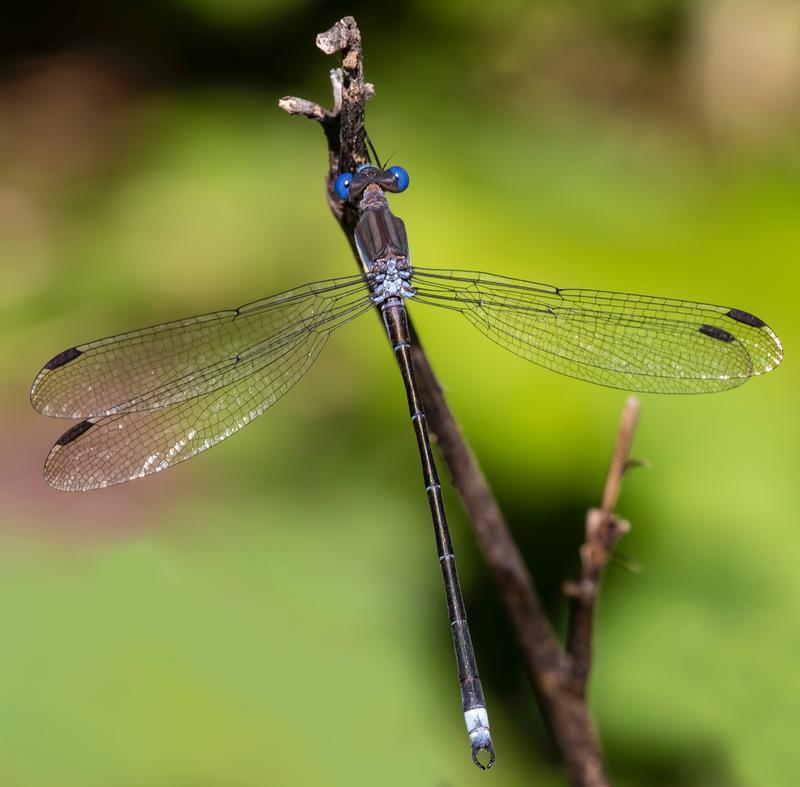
top-left (281, 17), bottom-right (642, 786)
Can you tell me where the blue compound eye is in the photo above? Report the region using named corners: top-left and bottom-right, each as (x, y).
top-left (334, 172), bottom-right (353, 200)
top-left (388, 165), bottom-right (409, 193)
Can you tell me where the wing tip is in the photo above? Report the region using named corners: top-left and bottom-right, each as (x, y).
top-left (43, 419), bottom-right (100, 492)
top-left (744, 322), bottom-right (783, 378)
top-left (30, 347), bottom-right (83, 415)
top-left (721, 307), bottom-right (783, 377)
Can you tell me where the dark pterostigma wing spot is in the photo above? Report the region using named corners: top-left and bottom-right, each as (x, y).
top-left (55, 419), bottom-right (95, 446)
top-left (699, 324), bottom-right (735, 343)
top-left (44, 347), bottom-right (83, 370)
top-left (726, 308), bottom-right (766, 328)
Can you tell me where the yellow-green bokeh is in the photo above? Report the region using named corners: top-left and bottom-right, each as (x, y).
top-left (1, 4), bottom-right (798, 786)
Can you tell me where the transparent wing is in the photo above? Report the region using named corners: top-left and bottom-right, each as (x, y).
top-left (35, 277), bottom-right (373, 491)
top-left (32, 274), bottom-right (369, 418)
top-left (411, 268), bottom-right (782, 394)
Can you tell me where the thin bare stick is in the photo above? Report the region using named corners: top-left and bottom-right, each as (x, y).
top-left (601, 396), bottom-right (641, 515)
top-left (565, 396), bottom-right (640, 698)
top-left (280, 17), bottom-right (622, 786)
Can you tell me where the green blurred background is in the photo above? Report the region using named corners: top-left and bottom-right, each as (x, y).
top-left (1, 1), bottom-right (798, 785)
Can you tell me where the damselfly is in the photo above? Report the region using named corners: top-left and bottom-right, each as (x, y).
top-left (30, 161), bottom-right (783, 769)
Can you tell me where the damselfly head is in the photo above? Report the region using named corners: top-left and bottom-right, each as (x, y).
top-left (333, 164), bottom-right (410, 203)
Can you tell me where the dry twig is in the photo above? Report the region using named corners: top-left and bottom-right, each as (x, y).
top-left (565, 397), bottom-right (640, 698)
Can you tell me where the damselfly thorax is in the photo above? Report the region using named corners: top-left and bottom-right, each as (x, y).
top-left (352, 176), bottom-right (415, 304)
